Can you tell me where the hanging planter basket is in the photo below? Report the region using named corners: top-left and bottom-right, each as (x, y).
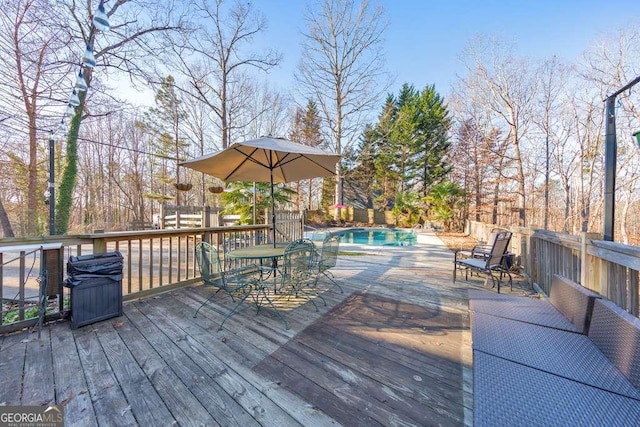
top-left (174, 183), bottom-right (193, 191)
top-left (208, 186), bottom-right (224, 194)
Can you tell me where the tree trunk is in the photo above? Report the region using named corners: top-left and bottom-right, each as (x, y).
top-left (55, 103), bottom-right (82, 234)
top-left (563, 183), bottom-right (570, 233)
top-left (513, 136), bottom-right (527, 227)
top-left (27, 113), bottom-right (38, 235)
top-left (620, 187), bottom-right (631, 244)
top-left (0, 197), bottom-right (15, 237)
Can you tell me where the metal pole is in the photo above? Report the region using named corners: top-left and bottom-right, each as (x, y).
top-left (49, 134), bottom-right (55, 235)
top-left (253, 181), bottom-right (257, 225)
top-left (603, 96), bottom-right (616, 241)
top-left (269, 151), bottom-right (276, 247)
top-left (270, 175), bottom-right (276, 247)
top-left (602, 74), bottom-right (640, 241)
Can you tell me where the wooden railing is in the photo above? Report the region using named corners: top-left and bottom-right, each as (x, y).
top-left (466, 220), bottom-right (640, 317)
top-left (0, 220), bottom-right (306, 333)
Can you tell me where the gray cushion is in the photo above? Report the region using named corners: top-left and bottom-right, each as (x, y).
top-left (472, 311), bottom-right (640, 399)
top-left (474, 351), bottom-right (640, 427)
top-left (589, 298), bottom-right (640, 390)
top-left (468, 289), bottom-right (579, 332)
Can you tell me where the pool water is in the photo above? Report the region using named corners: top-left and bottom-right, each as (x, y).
top-left (337, 228), bottom-right (417, 246)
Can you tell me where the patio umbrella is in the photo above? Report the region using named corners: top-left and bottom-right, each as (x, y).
top-left (181, 136), bottom-right (341, 246)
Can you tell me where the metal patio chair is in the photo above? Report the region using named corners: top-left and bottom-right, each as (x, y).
top-left (276, 238), bottom-right (327, 312)
top-left (453, 231), bottom-right (513, 293)
top-left (193, 241), bottom-right (258, 330)
top-left (312, 233), bottom-right (344, 293)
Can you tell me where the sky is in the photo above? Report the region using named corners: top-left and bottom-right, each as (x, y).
top-left (250, 0), bottom-right (640, 99)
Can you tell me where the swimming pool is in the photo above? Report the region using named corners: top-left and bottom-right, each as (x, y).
top-left (337, 228), bottom-right (417, 246)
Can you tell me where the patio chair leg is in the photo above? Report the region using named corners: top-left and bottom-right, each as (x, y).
top-left (194, 289), bottom-right (224, 318)
top-left (283, 279), bottom-right (327, 312)
top-left (489, 271), bottom-right (501, 293)
top-left (256, 287), bottom-right (290, 330)
top-left (218, 291), bottom-right (253, 331)
top-left (301, 288), bottom-right (327, 311)
top-left (321, 271), bottom-right (344, 293)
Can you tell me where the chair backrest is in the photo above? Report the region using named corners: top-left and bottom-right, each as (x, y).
top-left (549, 274), bottom-right (600, 334)
top-left (480, 228), bottom-right (507, 247)
top-left (319, 234), bottom-right (339, 272)
top-left (281, 239), bottom-right (315, 286)
top-left (485, 231), bottom-right (512, 268)
top-left (195, 242), bottom-right (224, 286)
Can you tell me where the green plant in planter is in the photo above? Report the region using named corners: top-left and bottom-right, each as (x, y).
top-left (2, 298), bottom-right (66, 325)
top-left (3, 305), bottom-right (39, 325)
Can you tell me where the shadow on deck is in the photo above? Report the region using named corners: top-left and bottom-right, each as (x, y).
top-left (0, 233), bottom-right (531, 426)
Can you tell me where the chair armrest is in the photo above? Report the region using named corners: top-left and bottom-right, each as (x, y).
top-left (454, 249), bottom-right (473, 263)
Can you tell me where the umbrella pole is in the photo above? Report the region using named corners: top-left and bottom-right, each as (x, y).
top-left (271, 172), bottom-right (276, 248)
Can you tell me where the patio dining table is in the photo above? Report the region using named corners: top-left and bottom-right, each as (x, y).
top-left (227, 243), bottom-right (289, 288)
top-left (226, 243), bottom-right (291, 328)
top-left (226, 243), bottom-right (287, 261)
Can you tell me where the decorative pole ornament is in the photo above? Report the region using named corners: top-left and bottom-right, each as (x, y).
top-left (75, 70), bottom-right (88, 91)
top-left (82, 45), bottom-right (96, 68)
top-left (68, 89), bottom-right (81, 107)
top-left (93, 1), bottom-right (111, 32)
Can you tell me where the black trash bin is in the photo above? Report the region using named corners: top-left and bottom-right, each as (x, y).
top-left (65, 251), bottom-right (123, 329)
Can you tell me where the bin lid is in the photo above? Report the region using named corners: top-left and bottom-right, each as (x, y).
top-left (67, 251), bottom-right (123, 275)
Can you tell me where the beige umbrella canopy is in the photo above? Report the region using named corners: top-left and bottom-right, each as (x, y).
top-left (181, 136), bottom-right (341, 246)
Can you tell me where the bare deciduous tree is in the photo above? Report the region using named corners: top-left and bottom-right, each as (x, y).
top-left (174, 0), bottom-right (281, 149)
top-left (460, 36), bottom-right (537, 226)
top-left (579, 28), bottom-right (640, 239)
top-left (0, 0), bottom-right (71, 236)
top-left (296, 0), bottom-right (390, 210)
top-left (54, 0), bottom-right (189, 234)
top-left (534, 56), bottom-right (570, 229)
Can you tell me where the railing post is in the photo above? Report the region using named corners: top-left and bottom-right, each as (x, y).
top-left (581, 232), bottom-right (600, 289)
top-left (203, 206), bottom-right (210, 227)
top-left (44, 248), bottom-right (63, 300)
top-left (93, 237), bottom-right (107, 253)
top-left (530, 232), bottom-right (538, 286)
top-left (581, 232), bottom-right (588, 287)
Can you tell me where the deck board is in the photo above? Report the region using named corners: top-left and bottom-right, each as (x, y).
top-left (93, 321), bottom-right (179, 426)
top-left (129, 299), bottom-right (298, 426)
top-left (49, 323), bottom-right (97, 426)
top-left (74, 325), bottom-right (138, 426)
top-left (0, 232), bottom-right (503, 426)
top-left (255, 291), bottom-right (466, 426)
top-left (22, 331), bottom-right (55, 406)
top-left (1, 330), bottom-right (27, 405)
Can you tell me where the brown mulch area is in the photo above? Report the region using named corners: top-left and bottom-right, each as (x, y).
top-left (435, 231), bottom-right (479, 251)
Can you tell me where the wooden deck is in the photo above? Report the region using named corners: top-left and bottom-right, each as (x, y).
top-left (0, 232), bottom-right (525, 426)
